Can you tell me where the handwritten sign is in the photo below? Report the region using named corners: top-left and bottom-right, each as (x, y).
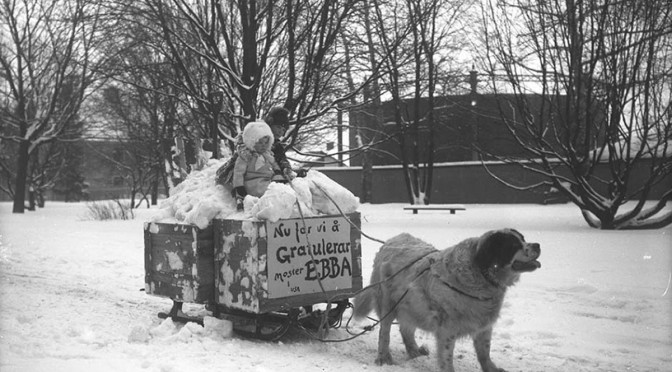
top-left (266, 217), bottom-right (353, 299)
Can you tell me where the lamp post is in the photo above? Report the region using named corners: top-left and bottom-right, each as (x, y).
top-left (337, 104), bottom-right (343, 166)
top-left (469, 68), bottom-right (479, 161)
top-left (210, 91), bottom-right (224, 159)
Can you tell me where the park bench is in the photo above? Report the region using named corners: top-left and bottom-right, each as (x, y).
top-left (403, 204), bottom-right (466, 214)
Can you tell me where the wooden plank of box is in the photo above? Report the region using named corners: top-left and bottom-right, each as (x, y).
top-left (214, 213), bottom-right (362, 314)
top-left (144, 222), bottom-right (215, 304)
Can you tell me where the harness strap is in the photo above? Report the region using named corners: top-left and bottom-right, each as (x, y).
top-left (432, 273), bottom-right (494, 301)
top-left (420, 262), bottom-right (500, 302)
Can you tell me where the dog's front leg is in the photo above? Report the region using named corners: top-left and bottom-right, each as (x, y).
top-left (473, 327), bottom-right (506, 372)
top-left (436, 328), bottom-right (457, 372)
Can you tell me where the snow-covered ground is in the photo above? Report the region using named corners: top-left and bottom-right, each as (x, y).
top-left (1, 201), bottom-right (670, 372)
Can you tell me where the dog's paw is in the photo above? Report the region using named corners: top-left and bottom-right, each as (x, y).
top-left (407, 345), bottom-right (430, 359)
top-left (483, 366), bottom-right (507, 372)
top-left (375, 353), bottom-right (395, 366)
top-left (479, 357), bottom-right (507, 372)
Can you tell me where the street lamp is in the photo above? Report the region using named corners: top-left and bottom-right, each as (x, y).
top-left (469, 68), bottom-right (479, 161)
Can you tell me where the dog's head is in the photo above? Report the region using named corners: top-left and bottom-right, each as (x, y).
top-left (473, 228), bottom-right (541, 286)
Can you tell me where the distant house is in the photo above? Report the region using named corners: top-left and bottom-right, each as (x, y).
top-left (47, 139), bottom-right (164, 202)
top-left (69, 139), bottom-right (342, 201)
top-left (43, 140), bottom-right (133, 201)
top-left (348, 73), bottom-right (582, 166)
top-left (80, 140), bottom-right (138, 200)
top-left (289, 148), bottom-right (341, 169)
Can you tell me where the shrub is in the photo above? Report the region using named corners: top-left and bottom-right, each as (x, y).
top-left (85, 199), bottom-right (134, 221)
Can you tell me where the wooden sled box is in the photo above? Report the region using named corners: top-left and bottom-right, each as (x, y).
top-left (144, 213), bottom-right (362, 314)
top-left (144, 222), bottom-right (215, 304)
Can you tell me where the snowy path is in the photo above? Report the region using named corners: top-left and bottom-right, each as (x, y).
top-left (1, 202), bottom-right (670, 372)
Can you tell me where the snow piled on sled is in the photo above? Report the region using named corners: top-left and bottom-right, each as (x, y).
top-left (150, 158), bottom-right (359, 228)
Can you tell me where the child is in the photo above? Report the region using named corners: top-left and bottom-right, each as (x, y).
top-left (231, 121), bottom-right (281, 210)
top-left (264, 106), bottom-right (295, 182)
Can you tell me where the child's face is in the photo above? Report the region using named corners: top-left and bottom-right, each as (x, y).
top-left (271, 125), bottom-right (286, 139)
top-left (254, 136), bottom-right (271, 153)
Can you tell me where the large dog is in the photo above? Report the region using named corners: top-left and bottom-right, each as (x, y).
top-left (353, 229), bottom-right (541, 372)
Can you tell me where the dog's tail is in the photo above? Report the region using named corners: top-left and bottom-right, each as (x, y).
top-left (352, 286), bottom-right (375, 320)
top-left (353, 261), bottom-right (386, 320)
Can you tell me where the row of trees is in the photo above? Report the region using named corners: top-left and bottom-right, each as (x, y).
top-left (2, 0), bottom-right (468, 210)
top-left (1, 0), bottom-right (670, 229)
top-left (1, 0), bottom-right (109, 212)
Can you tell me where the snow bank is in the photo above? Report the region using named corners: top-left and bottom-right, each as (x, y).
top-left (151, 159), bottom-right (236, 228)
top-left (1, 202), bottom-right (670, 372)
top-left (133, 316), bottom-right (233, 345)
top-left (305, 170), bottom-right (359, 215)
top-left (247, 183), bottom-right (298, 222)
top-left (151, 159), bottom-right (359, 228)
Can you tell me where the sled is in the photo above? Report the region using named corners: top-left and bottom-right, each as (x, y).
top-left (144, 213), bottom-right (362, 340)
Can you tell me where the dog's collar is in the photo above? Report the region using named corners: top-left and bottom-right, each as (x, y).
top-left (480, 267), bottom-right (504, 289)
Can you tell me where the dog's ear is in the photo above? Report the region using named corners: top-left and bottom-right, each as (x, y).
top-left (474, 230), bottom-right (523, 270)
top-left (510, 228), bottom-right (525, 241)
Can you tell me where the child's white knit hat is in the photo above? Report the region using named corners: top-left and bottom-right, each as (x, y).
top-left (242, 121), bottom-right (274, 150)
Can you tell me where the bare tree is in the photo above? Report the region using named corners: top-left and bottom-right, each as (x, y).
top-left (365, 0), bottom-right (470, 204)
top-left (0, 0), bottom-right (107, 213)
top-left (91, 5), bottom-right (197, 203)
top-left (137, 0), bottom-right (366, 156)
top-left (66, 0), bottom-right (370, 205)
top-left (89, 83), bottom-right (162, 208)
top-left (78, 0), bottom-right (234, 205)
top-left (481, 0), bottom-right (672, 229)
top-left (346, 0), bottom-right (383, 203)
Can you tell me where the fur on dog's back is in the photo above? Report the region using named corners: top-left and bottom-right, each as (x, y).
top-left (353, 233), bottom-right (438, 320)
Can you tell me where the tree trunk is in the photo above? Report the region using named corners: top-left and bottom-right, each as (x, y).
top-left (361, 148), bottom-right (373, 203)
top-left (28, 184), bottom-right (36, 211)
top-left (12, 141), bottom-right (30, 213)
top-left (360, 0), bottom-right (379, 203)
top-left (151, 176), bottom-right (159, 206)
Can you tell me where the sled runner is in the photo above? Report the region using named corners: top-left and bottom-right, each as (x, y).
top-left (144, 213), bottom-right (362, 340)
